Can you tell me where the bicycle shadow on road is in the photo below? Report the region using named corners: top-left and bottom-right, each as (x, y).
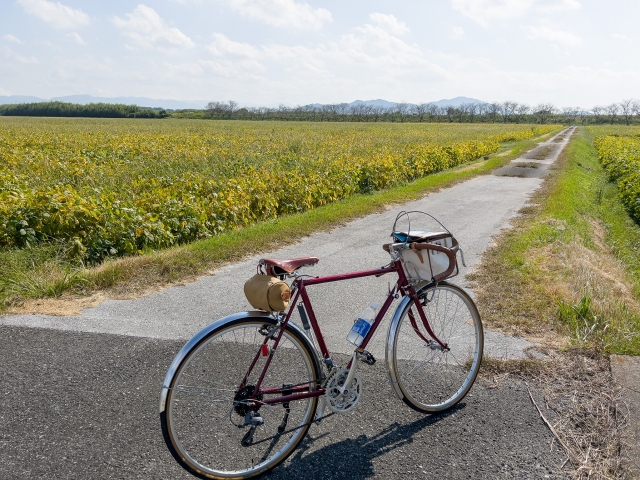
top-left (266, 403), bottom-right (465, 479)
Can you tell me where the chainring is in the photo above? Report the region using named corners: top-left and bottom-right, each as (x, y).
top-left (324, 369), bottom-right (362, 413)
top-left (233, 385), bottom-right (264, 417)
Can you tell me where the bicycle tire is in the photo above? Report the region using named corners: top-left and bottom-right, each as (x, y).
top-left (160, 313), bottom-right (321, 479)
top-left (386, 282), bottom-right (483, 413)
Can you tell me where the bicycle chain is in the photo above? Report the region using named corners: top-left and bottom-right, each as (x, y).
top-left (245, 411), bottom-right (335, 446)
top-left (244, 367), bottom-right (350, 446)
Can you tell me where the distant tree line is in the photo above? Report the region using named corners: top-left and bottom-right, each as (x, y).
top-left (0, 101), bottom-right (168, 118)
top-left (198, 99), bottom-right (640, 125)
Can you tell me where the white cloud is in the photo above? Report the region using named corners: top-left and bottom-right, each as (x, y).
top-left (369, 13), bottom-right (410, 35)
top-left (451, 0), bottom-right (580, 26)
top-left (112, 5), bottom-right (195, 53)
top-left (8, 0), bottom-right (637, 108)
top-left (208, 33), bottom-right (260, 57)
top-left (163, 61), bottom-right (205, 77)
top-left (450, 26), bottom-right (465, 38)
top-left (17, 0), bottom-right (90, 29)
top-left (3, 34), bottom-right (23, 44)
top-left (611, 34), bottom-right (628, 40)
top-left (0, 86), bottom-right (9, 95)
top-left (469, 65), bottom-right (640, 106)
top-left (202, 20), bottom-right (446, 99)
top-left (226, 0), bottom-right (332, 30)
top-left (66, 32), bottom-right (85, 45)
top-left (536, 0), bottom-right (580, 12)
top-left (451, 0), bottom-right (533, 26)
top-left (2, 45), bottom-right (38, 63)
top-left (201, 58), bottom-right (267, 77)
top-left (344, 24), bottom-right (425, 67)
top-left (527, 25), bottom-right (583, 47)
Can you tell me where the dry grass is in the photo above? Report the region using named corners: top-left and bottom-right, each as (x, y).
top-left (481, 352), bottom-right (623, 479)
top-left (480, 350), bottom-right (624, 479)
top-left (562, 220), bottom-right (639, 313)
top-left (536, 350), bottom-right (623, 479)
top-left (8, 293), bottom-right (107, 316)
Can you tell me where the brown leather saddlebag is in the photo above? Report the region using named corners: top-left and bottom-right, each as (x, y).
top-left (244, 274), bottom-right (291, 312)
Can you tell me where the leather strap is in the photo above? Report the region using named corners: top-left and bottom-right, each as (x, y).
top-left (411, 242), bottom-right (424, 263)
top-left (410, 237), bottom-right (460, 282)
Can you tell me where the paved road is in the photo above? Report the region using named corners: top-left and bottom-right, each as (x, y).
top-left (0, 326), bottom-right (567, 479)
top-left (1, 128), bottom-right (575, 479)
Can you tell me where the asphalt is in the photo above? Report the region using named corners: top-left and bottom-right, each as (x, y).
top-left (0, 325), bottom-right (568, 479)
top-left (0, 127), bottom-right (576, 479)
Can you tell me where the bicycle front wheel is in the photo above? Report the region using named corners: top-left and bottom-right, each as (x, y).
top-left (161, 316), bottom-right (320, 479)
top-left (387, 282), bottom-right (483, 413)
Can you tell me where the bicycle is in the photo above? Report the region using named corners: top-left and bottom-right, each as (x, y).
top-left (160, 211), bottom-right (484, 479)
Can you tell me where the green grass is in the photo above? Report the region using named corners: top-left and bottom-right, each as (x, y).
top-left (469, 127), bottom-right (640, 355)
top-left (0, 131), bottom-right (555, 310)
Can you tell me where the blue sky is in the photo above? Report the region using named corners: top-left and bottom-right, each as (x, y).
top-left (1, 0), bottom-right (638, 108)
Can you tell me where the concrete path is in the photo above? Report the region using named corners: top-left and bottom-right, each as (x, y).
top-left (1, 127), bottom-right (575, 361)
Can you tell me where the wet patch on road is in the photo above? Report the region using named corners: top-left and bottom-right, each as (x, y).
top-left (492, 127), bottom-right (575, 179)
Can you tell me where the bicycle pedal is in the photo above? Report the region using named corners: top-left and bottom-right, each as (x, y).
top-left (359, 350), bottom-right (376, 366)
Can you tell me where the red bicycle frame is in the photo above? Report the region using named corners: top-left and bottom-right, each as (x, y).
top-left (241, 258), bottom-right (448, 407)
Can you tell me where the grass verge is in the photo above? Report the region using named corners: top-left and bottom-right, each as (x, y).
top-left (469, 127), bottom-right (640, 355)
top-left (470, 127), bottom-right (640, 478)
top-left (0, 131), bottom-right (557, 314)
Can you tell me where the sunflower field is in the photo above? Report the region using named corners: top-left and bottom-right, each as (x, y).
top-left (0, 118), bottom-right (558, 263)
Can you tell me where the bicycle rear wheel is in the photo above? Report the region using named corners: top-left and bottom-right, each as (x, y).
top-left (161, 315), bottom-right (320, 479)
top-left (387, 282), bottom-right (483, 413)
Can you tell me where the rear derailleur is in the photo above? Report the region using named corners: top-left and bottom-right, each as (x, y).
top-left (233, 385), bottom-right (264, 447)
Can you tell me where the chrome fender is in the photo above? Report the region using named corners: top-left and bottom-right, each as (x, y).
top-left (159, 311), bottom-right (316, 414)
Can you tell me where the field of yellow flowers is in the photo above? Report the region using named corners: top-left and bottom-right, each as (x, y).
top-left (1, 118), bottom-right (558, 263)
top-left (590, 126), bottom-right (640, 224)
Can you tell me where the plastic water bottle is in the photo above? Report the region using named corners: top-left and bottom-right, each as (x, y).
top-left (346, 302), bottom-right (379, 346)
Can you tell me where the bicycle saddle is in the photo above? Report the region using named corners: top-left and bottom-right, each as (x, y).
top-left (260, 257), bottom-right (319, 273)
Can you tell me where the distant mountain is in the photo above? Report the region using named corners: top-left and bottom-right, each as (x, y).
top-left (0, 95), bottom-right (206, 110)
top-left (0, 95), bottom-right (47, 105)
top-left (349, 99), bottom-right (398, 108)
top-left (350, 97), bottom-right (486, 108)
top-left (428, 96), bottom-right (486, 108)
top-left (307, 97), bottom-right (486, 110)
